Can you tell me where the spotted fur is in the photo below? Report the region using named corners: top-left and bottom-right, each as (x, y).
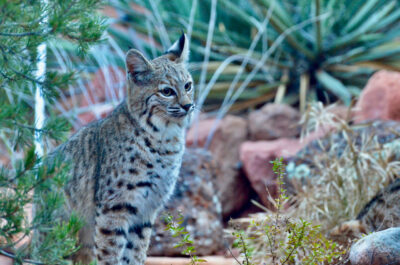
top-left (52, 34), bottom-right (194, 265)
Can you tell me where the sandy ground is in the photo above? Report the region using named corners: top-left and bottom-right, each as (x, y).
top-left (0, 255), bottom-right (236, 264)
top-left (145, 256), bottom-right (235, 265)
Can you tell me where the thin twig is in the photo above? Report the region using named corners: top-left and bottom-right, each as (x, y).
top-left (0, 31), bottom-right (42, 37)
top-left (226, 246), bottom-right (242, 265)
top-left (7, 121), bottom-right (49, 133)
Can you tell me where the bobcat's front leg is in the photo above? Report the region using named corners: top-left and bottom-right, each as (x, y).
top-left (94, 203), bottom-right (134, 265)
top-left (122, 221), bottom-right (153, 265)
top-left (71, 225), bottom-right (96, 264)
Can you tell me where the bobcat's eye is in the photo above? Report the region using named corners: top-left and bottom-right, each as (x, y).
top-left (161, 87), bottom-right (175, 97)
top-left (184, 81), bottom-right (192, 92)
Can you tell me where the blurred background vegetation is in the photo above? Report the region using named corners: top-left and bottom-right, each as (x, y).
top-left (51, 0), bottom-right (400, 129)
top-left (0, 0), bottom-right (105, 263)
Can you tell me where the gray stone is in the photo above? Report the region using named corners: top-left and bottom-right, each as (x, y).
top-left (248, 103), bottom-right (301, 141)
top-left (350, 227), bottom-right (400, 265)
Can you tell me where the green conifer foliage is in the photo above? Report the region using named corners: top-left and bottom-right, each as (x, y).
top-left (0, 1), bottom-right (106, 264)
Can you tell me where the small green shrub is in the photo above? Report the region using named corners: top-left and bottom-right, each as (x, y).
top-left (164, 212), bottom-right (206, 265)
top-left (229, 158), bottom-right (345, 265)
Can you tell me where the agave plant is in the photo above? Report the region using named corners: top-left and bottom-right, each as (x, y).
top-left (107, 0), bottom-right (400, 114)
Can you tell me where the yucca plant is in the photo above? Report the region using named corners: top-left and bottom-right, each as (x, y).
top-left (106, 0), bottom-right (400, 114)
top-left (47, 0), bottom-right (400, 137)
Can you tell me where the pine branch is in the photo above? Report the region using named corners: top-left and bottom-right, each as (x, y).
top-left (0, 249), bottom-right (45, 265)
top-left (0, 1), bottom-right (105, 263)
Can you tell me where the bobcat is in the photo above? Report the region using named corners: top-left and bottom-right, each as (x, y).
top-left (51, 34), bottom-right (194, 265)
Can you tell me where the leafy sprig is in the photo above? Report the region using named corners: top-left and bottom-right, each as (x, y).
top-left (164, 212), bottom-right (206, 265)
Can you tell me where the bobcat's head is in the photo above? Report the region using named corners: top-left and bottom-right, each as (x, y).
top-left (125, 34), bottom-right (194, 128)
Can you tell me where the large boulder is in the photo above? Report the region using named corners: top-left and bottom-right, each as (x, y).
top-left (60, 66), bottom-right (124, 126)
top-left (186, 118), bottom-right (216, 147)
top-left (239, 139), bottom-right (306, 209)
top-left (349, 227), bottom-right (400, 265)
top-left (186, 116), bottom-right (252, 219)
top-left (0, 256), bottom-right (12, 265)
top-left (355, 70), bottom-right (400, 122)
top-left (239, 125), bottom-right (326, 209)
top-left (148, 148), bottom-right (224, 256)
top-left (207, 116), bottom-right (251, 219)
top-left (248, 103), bottom-right (301, 140)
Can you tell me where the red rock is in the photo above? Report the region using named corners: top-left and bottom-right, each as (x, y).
top-left (350, 227), bottom-right (400, 265)
top-left (88, 66), bottom-right (125, 102)
top-left (240, 131), bottom-right (324, 209)
top-left (61, 67), bottom-right (125, 112)
top-left (60, 66), bottom-right (125, 127)
top-left (208, 116), bottom-right (251, 219)
top-left (240, 139), bottom-right (303, 208)
top-left (0, 142), bottom-right (10, 167)
top-left (329, 104), bottom-right (353, 121)
top-left (355, 70), bottom-right (400, 122)
top-left (102, 6), bottom-right (119, 19)
top-left (77, 112), bottom-right (97, 125)
top-left (77, 103), bottom-right (116, 126)
top-left (248, 103), bottom-right (301, 140)
top-left (187, 116), bottom-right (251, 219)
top-left (186, 118), bottom-right (217, 147)
top-left (0, 255), bottom-right (12, 265)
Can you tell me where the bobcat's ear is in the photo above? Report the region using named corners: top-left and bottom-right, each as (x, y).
top-left (165, 33), bottom-right (189, 63)
top-left (125, 49), bottom-right (153, 75)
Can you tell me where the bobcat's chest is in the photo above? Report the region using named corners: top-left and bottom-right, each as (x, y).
top-left (97, 126), bottom-right (185, 216)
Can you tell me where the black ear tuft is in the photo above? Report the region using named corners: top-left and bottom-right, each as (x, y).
top-left (177, 33), bottom-right (185, 56)
top-left (165, 33), bottom-right (189, 63)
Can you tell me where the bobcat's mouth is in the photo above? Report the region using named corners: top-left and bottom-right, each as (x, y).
top-left (167, 107), bottom-right (192, 118)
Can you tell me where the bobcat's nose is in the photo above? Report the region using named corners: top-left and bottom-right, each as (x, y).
top-left (181, 104), bottom-right (193, 112)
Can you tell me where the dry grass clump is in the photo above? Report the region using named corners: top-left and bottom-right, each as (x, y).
top-left (292, 102), bottom-right (400, 232)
